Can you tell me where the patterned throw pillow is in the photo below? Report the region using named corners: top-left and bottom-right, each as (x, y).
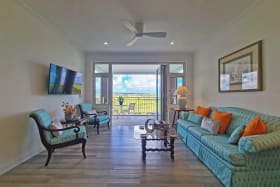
top-left (187, 111), bottom-right (203, 125)
top-left (228, 126), bottom-right (245, 144)
top-left (201, 117), bottom-right (220, 134)
top-left (50, 120), bottom-right (63, 137)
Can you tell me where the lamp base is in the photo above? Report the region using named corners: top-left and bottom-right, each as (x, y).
top-left (178, 96), bottom-right (187, 109)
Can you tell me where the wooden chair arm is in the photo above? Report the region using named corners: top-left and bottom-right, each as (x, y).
top-left (41, 125), bottom-right (81, 133)
top-left (96, 111), bottom-right (107, 115)
top-left (83, 113), bottom-right (97, 118)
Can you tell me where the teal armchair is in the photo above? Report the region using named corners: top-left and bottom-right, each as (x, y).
top-left (30, 109), bottom-right (87, 166)
top-left (78, 103), bottom-right (110, 135)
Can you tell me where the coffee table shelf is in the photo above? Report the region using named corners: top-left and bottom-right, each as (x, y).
top-left (134, 125), bottom-right (177, 160)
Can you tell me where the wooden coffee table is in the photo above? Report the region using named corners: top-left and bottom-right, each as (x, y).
top-left (134, 125), bottom-right (177, 160)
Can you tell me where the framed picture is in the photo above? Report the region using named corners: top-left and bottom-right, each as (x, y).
top-left (218, 40), bottom-right (262, 92)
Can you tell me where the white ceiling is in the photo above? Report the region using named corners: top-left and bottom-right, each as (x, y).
top-left (20, 0), bottom-right (257, 53)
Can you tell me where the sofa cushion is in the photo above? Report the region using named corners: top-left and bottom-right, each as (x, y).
top-left (242, 117), bottom-right (267, 137)
top-left (179, 112), bottom-right (189, 120)
top-left (201, 117), bottom-right (220, 134)
top-left (212, 110), bottom-right (232, 134)
top-left (195, 106), bottom-right (211, 117)
top-left (176, 119), bottom-right (197, 130)
top-left (49, 125), bottom-right (87, 145)
top-left (187, 111), bottom-right (203, 125)
top-left (188, 126), bottom-right (211, 140)
top-left (228, 125), bottom-right (245, 144)
top-left (201, 135), bottom-right (246, 166)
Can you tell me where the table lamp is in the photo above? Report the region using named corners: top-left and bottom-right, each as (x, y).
top-left (174, 86), bottom-right (189, 109)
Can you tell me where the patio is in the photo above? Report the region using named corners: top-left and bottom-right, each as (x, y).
top-left (112, 115), bottom-right (157, 126)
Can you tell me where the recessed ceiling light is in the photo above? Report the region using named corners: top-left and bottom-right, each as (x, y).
top-left (170, 41), bottom-right (175, 45)
top-left (104, 42), bottom-right (109, 46)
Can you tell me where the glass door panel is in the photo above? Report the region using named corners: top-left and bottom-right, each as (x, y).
top-left (156, 65), bottom-right (167, 120)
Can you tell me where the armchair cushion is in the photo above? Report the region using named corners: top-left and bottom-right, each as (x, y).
top-left (49, 126), bottom-right (87, 145)
top-left (80, 103), bottom-right (92, 113)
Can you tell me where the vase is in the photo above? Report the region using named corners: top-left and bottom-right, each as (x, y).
top-left (119, 101), bottom-right (123, 106)
top-left (65, 113), bottom-right (73, 121)
top-left (178, 96), bottom-right (187, 109)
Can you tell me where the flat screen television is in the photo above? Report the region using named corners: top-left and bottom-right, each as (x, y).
top-left (48, 63), bottom-right (83, 95)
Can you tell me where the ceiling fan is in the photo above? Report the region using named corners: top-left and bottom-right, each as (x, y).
top-left (123, 21), bottom-right (167, 46)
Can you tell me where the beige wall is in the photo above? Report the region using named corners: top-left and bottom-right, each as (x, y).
top-left (193, 0), bottom-right (280, 115)
top-left (0, 0), bottom-right (84, 174)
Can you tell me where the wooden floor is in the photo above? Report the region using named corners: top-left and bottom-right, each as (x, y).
top-left (0, 123), bottom-right (223, 187)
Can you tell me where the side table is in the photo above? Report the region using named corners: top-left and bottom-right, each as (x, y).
top-left (60, 117), bottom-right (88, 127)
top-left (170, 105), bottom-right (194, 127)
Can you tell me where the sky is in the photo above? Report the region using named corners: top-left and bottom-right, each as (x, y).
top-left (113, 74), bottom-right (157, 94)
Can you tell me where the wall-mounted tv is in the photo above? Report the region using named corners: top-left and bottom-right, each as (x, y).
top-left (48, 63), bottom-right (83, 95)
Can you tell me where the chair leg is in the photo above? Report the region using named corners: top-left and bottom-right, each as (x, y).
top-left (45, 149), bottom-right (52, 166)
top-left (82, 141), bottom-right (86, 159)
top-left (107, 121), bottom-right (110, 129)
top-left (97, 123), bottom-right (100, 135)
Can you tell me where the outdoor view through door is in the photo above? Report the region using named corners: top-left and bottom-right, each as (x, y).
top-left (94, 63), bottom-right (186, 126)
top-left (112, 73), bottom-right (158, 119)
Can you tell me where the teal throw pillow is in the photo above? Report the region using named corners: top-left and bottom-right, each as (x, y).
top-left (187, 111), bottom-right (203, 125)
top-left (228, 126), bottom-right (245, 144)
top-left (180, 112), bottom-right (189, 120)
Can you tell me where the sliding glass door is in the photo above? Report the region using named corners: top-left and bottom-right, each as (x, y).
top-left (156, 65), bottom-right (167, 120)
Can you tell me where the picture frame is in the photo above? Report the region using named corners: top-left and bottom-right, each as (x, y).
top-left (218, 40), bottom-right (262, 92)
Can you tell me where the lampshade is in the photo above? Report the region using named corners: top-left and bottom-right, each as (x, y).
top-left (174, 86), bottom-right (189, 96)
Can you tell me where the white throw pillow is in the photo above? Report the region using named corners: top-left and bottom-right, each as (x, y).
top-left (201, 117), bottom-right (220, 134)
top-left (50, 120), bottom-right (63, 137)
top-left (85, 110), bottom-right (97, 115)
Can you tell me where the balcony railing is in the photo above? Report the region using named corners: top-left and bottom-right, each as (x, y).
top-left (112, 95), bottom-right (159, 115)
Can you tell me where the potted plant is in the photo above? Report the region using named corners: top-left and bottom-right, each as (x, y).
top-left (118, 96), bottom-right (124, 105)
top-left (62, 101), bottom-right (77, 121)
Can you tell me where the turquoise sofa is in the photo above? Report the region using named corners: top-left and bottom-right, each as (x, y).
top-left (176, 106), bottom-right (280, 187)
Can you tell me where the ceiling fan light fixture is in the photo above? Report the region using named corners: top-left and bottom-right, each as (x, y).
top-left (170, 41), bottom-right (175, 45)
top-left (123, 21), bottom-right (167, 46)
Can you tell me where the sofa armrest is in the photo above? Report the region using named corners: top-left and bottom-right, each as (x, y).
top-left (238, 130), bottom-right (280, 153)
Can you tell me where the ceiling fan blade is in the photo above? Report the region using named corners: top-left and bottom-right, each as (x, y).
top-left (126, 36), bottom-right (139, 47)
top-left (143, 32), bottom-right (167, 38)
top-left (122, 20), bottom-right (137, 33)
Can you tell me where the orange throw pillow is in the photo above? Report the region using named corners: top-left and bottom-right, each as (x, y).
top-left (195, 106), bottom-right (211, 117)
top-left (242, 117), bottom-right (267, 137)
top-left (212, 110), bottom-right (232, 134)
